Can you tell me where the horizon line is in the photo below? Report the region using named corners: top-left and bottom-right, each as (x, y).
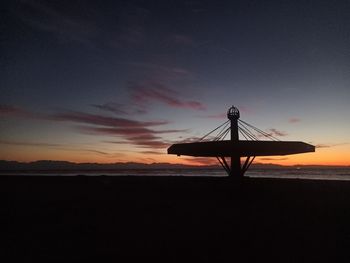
top-left (1, 159), bottom-right (349, 168)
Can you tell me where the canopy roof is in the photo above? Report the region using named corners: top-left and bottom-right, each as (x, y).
top-left (167, 140), bottom-right (315, 157)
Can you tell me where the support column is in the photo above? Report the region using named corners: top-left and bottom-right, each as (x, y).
top-left (230, 117), bottom-right (241, 177)
top-left (227, 106), bottom-right (242, 177)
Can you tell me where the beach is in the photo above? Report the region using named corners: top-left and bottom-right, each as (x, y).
top-left (4, 175), bottom-right (350, 262)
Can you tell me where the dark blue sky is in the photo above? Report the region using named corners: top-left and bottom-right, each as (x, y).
top-left (1, 0), bottom-right (350, 165)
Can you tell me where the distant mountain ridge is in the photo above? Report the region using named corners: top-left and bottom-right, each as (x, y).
top-left (0, 160), bottom-right (348, 171)
top-left (0, 160), bottom-right (219, 171)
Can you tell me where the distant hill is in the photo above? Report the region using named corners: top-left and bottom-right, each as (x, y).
top-left (0, 160), bottom-right (348, 171)
top-left (0, 160), bottom-right (220, 171)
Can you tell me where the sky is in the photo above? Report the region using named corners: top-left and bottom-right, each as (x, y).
top-left (1, 0), bottom-right (350, 166)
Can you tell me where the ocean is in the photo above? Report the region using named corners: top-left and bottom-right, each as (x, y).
top-left (2, 167), bottom-right (350, 180)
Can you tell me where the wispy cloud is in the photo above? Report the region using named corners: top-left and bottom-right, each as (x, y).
top-left (84, 149), bottom-right (110, 155)
top-left (139, 150), bottom-right (165, 155)
top-left (0, 104), bottom-right (38, 118)
top-left (315, 143), bottom-right (349, 149)
top-left (200, 113), bottom-right (227, 119)
top-left (0, 104), bottom-right (183, 151)
top-left (81, 149), bottom-right (125, 158)
top-left (0, 137), bottom-right (125, 159)
top-left (91, 102), bottom-right (148, 116)
top-left (106, 139), bottom-right (169, 149)
top-left (315, 144), bottom-right (330, 149)
top-left (0, 105), bottom-right (14, 113)
top-left (129, 80), bottom-right (206, 111)
top-left (267, 128), bottom-right (288, 137)
top-left (79, 125), bottom-right (184, 149)
top-left (50, 110), bottom-right (185, 149)
top-left (91, 103), bottom-right (129, 115)
top-left (258, 157), bottom-right (289, 161)
top-left (176, 136), bottom-right (202, 143)
top-left (0, 139), bottom-right (61, 147)
top-left (50, 111), bottom-right (168, 128)
top-left (255, 128), bottom-right (288, 139)
top-left (17, 0), bottom-right (97, 46)
top-left (0, 105), bottom-right (22, 115)
top-left (288, 118), bottom-right (301, 123)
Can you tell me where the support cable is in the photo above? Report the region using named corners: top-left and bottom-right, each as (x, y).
top-left (214, 122), bottom-right (230, 141)
top-left (241, 126), bottom-right (258, 140)
top-left (243, 156), bottom-right (255, 174)
top-left (239, 125), bottom-right (258, 141)
top-left (239, 119), bottom-right (272, 140)
top-left (238, 121), bottom-right (257, 138)
top-left (238, 126), bottom-right (255, 140)
top-left (221, 127), bottom-right (231, 140)
top-left (199, 120), bottom-right (230, 141)
top-left (216, 157), bottom-right (230, 175)
top-left (216, 127), bottom-right (231, 141)
top-left (180, 110), bottom-right (286, 177)
top-left (238, 122), bottom-right (260, 140)
top-left (239, 120), bottom-right (280, 141)
top-left (242, 156), bottom-right (251, 172)
top-left (239, 128), bottom-right (249, 140)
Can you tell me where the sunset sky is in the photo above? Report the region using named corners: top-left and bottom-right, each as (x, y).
top-left (1, 0), bottom-right (350, 166)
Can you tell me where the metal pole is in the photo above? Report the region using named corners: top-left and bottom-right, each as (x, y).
top-left (230, 117), bottom-right (241, 177)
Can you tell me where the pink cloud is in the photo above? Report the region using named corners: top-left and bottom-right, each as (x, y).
top-left (91, 103), bottom-right (129, 115)
top-left (0, 139), bottom-right (61, 147)
top-left (107, 139), bottom-right (169, 149)
top-left (130, 80), bottom-right (206, 111)
top-left (78, 125), bottom-right (183, 149)
top-left (267, 128), bottom-right (288, 137)
top-left (315, 144), bottom-right (330, 149)
top-left (177, 136), bottom-right (202, 143)
top-left (256, 128), bottom-right (288, 139)
top-left (315, 143), bottom-right (349, 149)
top-left (51, 111), bottom-right (168, 128)
top-left (0, 105), bottom-right (19, 114)
top-left (0, 103), bottom-right (183, 151)
top-left (0, 104), bottom-right (39, 118)
top-left (140, 150), bottom-right (165, 155)
top-left (201, 113), bottom-right (226, 119)
top-left (78, 126), bottom-right (185, 136)
top-left (49, 110), bottom-right (188, 150)
top-left (288, 118), bottom-right (301, 123)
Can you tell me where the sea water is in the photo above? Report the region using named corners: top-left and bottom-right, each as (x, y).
top-left (2, 168), bottom-right (350, 180)
top-left (246, 168), bottom-right (350, 180)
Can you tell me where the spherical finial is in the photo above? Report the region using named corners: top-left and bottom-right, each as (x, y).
top-left (227, 105), bottom-right (240, 120)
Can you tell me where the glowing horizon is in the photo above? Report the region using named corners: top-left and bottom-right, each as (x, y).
top-left (1, 141), bottom-right (349, 167)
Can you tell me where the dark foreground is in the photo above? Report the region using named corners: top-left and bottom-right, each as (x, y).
top-left (3, 176), bottom-right (350, 262)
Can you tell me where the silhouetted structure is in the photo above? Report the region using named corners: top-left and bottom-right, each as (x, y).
top-left (168, 106), bottom-right (315, 177)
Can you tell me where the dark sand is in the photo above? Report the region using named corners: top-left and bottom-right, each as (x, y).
top-left (3, 176), bottom-right (350, 262)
